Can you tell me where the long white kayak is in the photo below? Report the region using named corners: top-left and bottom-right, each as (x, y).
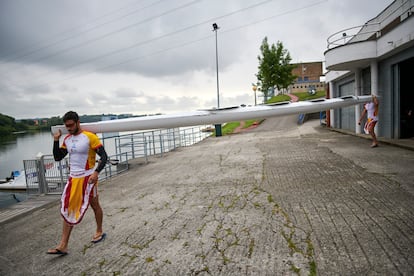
top-left (51, 95), bottom-right (371, 134)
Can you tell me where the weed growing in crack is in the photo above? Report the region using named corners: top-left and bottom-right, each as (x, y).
top-left (197, 222), bottom-right (207, 235)
top-left (145, 257), bottom-right (154, 262)
top-left (248, 239), bottom-right (255, 258)
top-left (267, 194), bottom-right (274, 203)
top-left (290, 264), bottom-right (301, 274)
top-left (98, 258), bottom-right (106, 270)
top-left (82, 243), bottom-right (92, 255)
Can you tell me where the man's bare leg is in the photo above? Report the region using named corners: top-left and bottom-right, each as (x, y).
top-left (90, 195), bottom-right (104, 240)
top-left (48, 221), bottom-right (73, 253)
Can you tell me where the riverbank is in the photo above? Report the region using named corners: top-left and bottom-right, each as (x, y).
top-left (0, 116), bottom-right (413, 275)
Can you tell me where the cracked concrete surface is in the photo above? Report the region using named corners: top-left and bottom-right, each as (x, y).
top-left (0, 115), bottom-right (413, 275)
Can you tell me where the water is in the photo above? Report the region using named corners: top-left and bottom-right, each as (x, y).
top-left (0, 192), bottom-right (27, 208)
top-left (0, 126), bottom-right (209, 179)
top-left (0, 130), bottom-right (120, 179)
top-left (0, 131), bottom-right (54, 178)
top-left (0, 130), bottom-right (115, 207)
top-left (0, 131), bottom-right (55, 207)
top-left (0, 127), bottom-right (210, 208)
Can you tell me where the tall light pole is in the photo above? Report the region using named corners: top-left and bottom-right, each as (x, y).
top-left (212, 23), bottom-right (222, 136)
top-left (213, 23), bottom-right (220, 108)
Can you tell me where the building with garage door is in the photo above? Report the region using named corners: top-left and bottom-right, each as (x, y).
top-left (324, 0), bottom-right (414, 139)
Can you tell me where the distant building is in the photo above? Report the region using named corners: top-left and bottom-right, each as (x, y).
top-left (290, 61), bottom-right (325, 94)
top-left (324, 0), bottom-right (414, 139)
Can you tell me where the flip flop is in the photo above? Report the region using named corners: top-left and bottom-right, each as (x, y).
top-left (91, 233), bottom-right (106, 243)
top-left (47, 248), bottom-right (68, 255)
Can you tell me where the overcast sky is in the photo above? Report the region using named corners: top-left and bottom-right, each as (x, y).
top-left (0, 0), bottom-right (393, 119)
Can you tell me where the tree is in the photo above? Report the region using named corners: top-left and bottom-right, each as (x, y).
top-left (256, 37), bottom-right (297, 101)
top-left (0, 113), bottom-right (17, 135)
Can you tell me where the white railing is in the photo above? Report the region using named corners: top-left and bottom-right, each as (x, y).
top-left (327, 0), bottom-right (414, 50)
top-left (22, 126), bottom-right (211, 195)
top-left (326, 23), bottom-right (380, 49)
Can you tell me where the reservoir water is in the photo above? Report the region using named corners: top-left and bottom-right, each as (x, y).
top-left (0, 131), bottom-right (54, 179)
top-left (0, 131), bottom-right (54, 207)
top-left (0, 130), bottom-right (122, 179)
top-left (0, 130), bottom-right (120, 207)
top-left (0, 127), bottom-right (209, 207)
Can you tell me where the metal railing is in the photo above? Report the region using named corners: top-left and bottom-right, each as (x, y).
top-left (111, 126), bottom-right (210, 163)
top-left (22, 126), bottom-right (211, 195)
top-left (326, 23), bottom-right (380, 49)
top-left (23, 156), bottom-right (68, 195)
top-left (327, 0), bottom-right (414, 50)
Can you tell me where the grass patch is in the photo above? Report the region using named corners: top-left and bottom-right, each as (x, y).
top-left (266, 94), bottom-right (291, 103)
top-left (266, 91), bottom-right (326, 103)
top-left (221, 122), bottom-right (240, 135)
top-left (212, 119), bottom-right (261, 136)
top-left (243, 119), bottom-right (259, 128)
top-left (292, 91), bottom-right (326, 101)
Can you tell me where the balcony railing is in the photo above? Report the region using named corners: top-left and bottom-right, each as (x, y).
top-left (326, 0), bottom-right (414, 50)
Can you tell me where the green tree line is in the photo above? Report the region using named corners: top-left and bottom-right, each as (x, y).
top-left (0, 113), bottom-right (29, 135)
top-left (0, 113), bottom-right (135, 136)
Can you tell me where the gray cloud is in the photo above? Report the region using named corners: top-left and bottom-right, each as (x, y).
top-left (0, 0), bottom-right (393, 119)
